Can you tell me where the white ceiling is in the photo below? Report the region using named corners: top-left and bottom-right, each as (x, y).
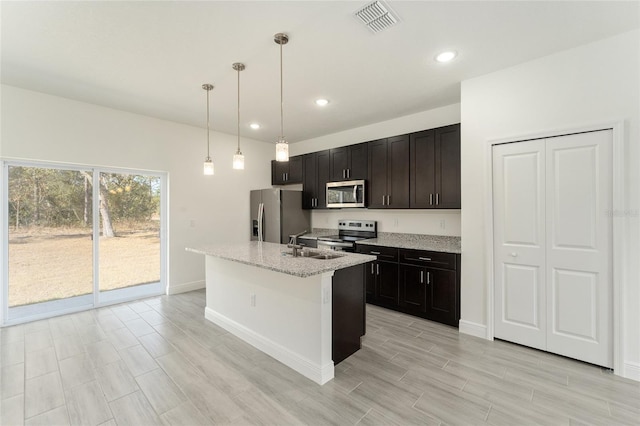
top-left (2, 1), bottom-right (638, 143)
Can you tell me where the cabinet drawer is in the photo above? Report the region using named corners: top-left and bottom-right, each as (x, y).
top-left (356, 244), bottom-right (398, 262)
top-left (399, 249), bottom-right (456, 270)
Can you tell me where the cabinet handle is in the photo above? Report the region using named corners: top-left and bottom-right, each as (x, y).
top-left (387, 195), bottom-right (391, 205)
top-left (371, 263), bottom-right (374, 274)
top-left (370, 251), bottom-right (381, 255)
top-left (376, 264), bottom-right (380, 275)
top-left (436, 193), bottom-right (439, 205)
top-left (342, 169), bottom-right (346, 179)
top-left (430, 194), bottom-right (433, 206)
top-left (382, 196), bottom-right (385, 205)
top-left (420, 270), bottom-right (424, 284)
top-left (419, 257), bottom-right (432, 261)
top-left (426, 271), bottom-right (430, 285)
top-left (347, 169), bottom-right (350, 179)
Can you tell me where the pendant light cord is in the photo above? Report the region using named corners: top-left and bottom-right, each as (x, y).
top-left (206, 89), bottom-right (211, 158)
top-left (237, 68), bottom-right (241, 151)
top-left (280, 41), bottom-right (284, 139)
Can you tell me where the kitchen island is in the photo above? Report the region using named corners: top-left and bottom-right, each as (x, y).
top-left (186, 242), bottom-right (375, 385)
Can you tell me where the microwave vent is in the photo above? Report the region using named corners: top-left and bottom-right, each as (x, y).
top-left (354, 1), bottom-right (399, 34)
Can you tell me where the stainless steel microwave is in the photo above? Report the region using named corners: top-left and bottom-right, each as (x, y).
top-left (326, 180), bottom-right (366, 208)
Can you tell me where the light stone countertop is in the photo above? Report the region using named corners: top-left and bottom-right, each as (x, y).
top-left (356, 233), bottom-right (461, 254)
top-left (186, 241), bottom-right (375, 278)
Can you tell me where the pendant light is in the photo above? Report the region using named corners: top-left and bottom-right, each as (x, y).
top-left (202, 83), bottom-right (215, 175)
top-left (232, 63), bottom-right (245, 170)
top-left (274, 32), bottom-right (289, 162)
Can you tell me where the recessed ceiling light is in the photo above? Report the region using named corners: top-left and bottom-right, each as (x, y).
top-left (435, 51), bottom-right (457, 63)
top-left (249, 123), bottom-right (260, 130)
top-left (315, 99), bottom-right (329, 106)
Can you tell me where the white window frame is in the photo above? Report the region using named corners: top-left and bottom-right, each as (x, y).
top-left (0, 160), bottom-right (168, 326)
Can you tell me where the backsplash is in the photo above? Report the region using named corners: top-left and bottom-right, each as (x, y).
top-left (311, 209), bottom-right (461, 236)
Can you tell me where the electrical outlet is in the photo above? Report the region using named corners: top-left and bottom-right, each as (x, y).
top-left (394, 218), bottom-right (399, 227)
top-left (189, 219), bottom-right (196, 228)
top-left (250, 293), bottom-right (256, 307)
top-left (440, 219), bottom-right (446, 229)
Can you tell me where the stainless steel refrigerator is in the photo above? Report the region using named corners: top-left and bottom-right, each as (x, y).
top-left (250, 189), bottom-right (311, 244)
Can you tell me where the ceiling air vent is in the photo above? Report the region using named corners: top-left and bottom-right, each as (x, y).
top-left (354, 1), bottom-right (399, 34)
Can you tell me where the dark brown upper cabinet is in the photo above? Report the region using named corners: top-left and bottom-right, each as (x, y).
top-left (368, 135), bottom-right (410, 209)
top-left (302, 150), bottom-right (330, 209)
top-left (329, 142), bottom-right (368, 181)
top-left (271, 155), bottom-right (303, 185)
top-left (410, 124), bottom-right (461, 209)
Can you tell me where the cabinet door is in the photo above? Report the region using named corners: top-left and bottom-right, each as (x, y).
top-left (302, 153), bottom-right (317, 209)
top-left (410, 130), bottom-right (437, 208)
top-left (271, 160), bottom-right (287, 185)
top-left (399, 264), bottom-right (427, 313)
top-left (348, 143), bottom-right (369, 180)
top-left (387, 135), bottom-right (410, 208)
top-left (316, 150), bottom-right (331, 209)
top-left (329, 147), bottom-right (349, 181)
top-left (426, 267), bottom-right (458, 326)
top-left (368, 139), bottom-right (388, 208)
top-left (435, 124), bottom-right (461, 208)
top-left (288, 156), bottom-right (303, 184)
top-left (376, 261), bottom-right (398, 305)
top-left (364, 262), bottom-right (376, 301)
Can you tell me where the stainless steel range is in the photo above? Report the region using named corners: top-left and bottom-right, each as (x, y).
top-left (317, 220), bottom-right (377, 252)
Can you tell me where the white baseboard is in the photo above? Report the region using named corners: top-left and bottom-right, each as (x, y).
top-left (167, 280), bottom-right (205, 295)
top-left (204, 307), bottom-right (334, 385)
top-left (459, 319), bottom-right (489, 340)
top-left (623, 361), bottom-right (640, 382)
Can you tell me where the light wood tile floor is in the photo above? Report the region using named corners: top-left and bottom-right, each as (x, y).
top-left (1, 289), bottom-right (639, 425)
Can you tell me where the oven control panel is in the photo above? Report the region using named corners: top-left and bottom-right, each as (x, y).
top-left (337, 220), bottom-right (377, 232)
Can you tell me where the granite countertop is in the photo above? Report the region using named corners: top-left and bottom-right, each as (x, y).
top-left (356, 233), bottom-right (461, 254)
top-left (186, 241), bottom-right (375, 278)
top-left (295, 228), bottom-right (337, 240)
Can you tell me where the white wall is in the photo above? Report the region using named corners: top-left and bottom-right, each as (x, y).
top-left (460, 30), bottom-right (639, 379)
top-left (291, 104), bottom-right (462, 236)
top-left (0, 85), bottom-right (273, 296)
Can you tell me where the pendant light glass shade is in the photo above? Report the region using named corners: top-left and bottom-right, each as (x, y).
top-left (203, 158), bottom-right (214, 175)
top-left (275, 138), bottom-right (289, 161)
top-left (202, 83), bottom-right (215, 175)
top-left (233, 150), bottom-right (245, 170)
top-left (232, 63), bottom-right (245, 170)
top-left (274, 33), bottom-right (289, 162)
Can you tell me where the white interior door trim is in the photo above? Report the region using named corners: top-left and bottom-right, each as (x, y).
top-left (483, 120), bottom-right (625, 377)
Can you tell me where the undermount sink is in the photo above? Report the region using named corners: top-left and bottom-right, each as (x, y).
top-left (309, 252), bottom-right (344, 260)
top-left (281, 249), bottom-right (344, 260)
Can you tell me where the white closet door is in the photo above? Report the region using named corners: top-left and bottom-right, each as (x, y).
top-left (493, 140), bottom-right (547, 350)
top-left (545, 131), bottom-right (612, 367)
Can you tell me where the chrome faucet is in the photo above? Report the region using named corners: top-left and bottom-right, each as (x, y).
top-left (287, 230), bottom-right (307, 257)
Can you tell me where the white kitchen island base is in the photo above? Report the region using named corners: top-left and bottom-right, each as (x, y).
top-left (204, 256), bottom-right (335, 385)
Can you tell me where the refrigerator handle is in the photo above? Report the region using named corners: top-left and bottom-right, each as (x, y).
top-left (258, 202), bottom-right (264, 242)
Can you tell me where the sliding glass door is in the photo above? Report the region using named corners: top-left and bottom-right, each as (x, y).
top-left (2, 162), bottom-right (166, 324)
top-left (98, 172), bottom-right (162, 304)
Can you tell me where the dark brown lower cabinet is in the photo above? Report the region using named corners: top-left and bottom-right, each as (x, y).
top-left (399, 264), bottom-right (458, 326)
top-left (358, 243), bottom-right (460, 328)
top-left (363, 260), bottom-right (399, 306)
top-left (399, 264), bottom-right (427, 313)
top-left (332, 264), bottom-right (366, 364)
